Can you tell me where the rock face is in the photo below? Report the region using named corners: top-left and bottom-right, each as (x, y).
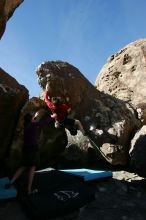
top-left (0, 67), bottom-right (28, 165)
top-left (36, 61), bottom-right (140, 165)
top-left (0, 0), bottom-right (27, 170)
top-left (0, 0), bottom-right (23, 39)
top-left (95, 38), bottom-right (146, 176)
top-left (95, 38), bottom-right (146, 124)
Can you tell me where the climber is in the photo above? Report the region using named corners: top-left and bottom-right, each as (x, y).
top-left (5, 109), bottom-right (52, 194)
top-left (44, 83), bottom-right (85, 136)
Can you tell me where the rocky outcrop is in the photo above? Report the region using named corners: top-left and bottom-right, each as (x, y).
top-left (0, 0), bottom-right (23, 39)
top-left (36, 61), bottom-right (140, 165)
top-left (0, 0), bottom-right (26, 169)
top-left (95, 38), bottom-right (146, 124)
top-left (95, 38), bottom-right (146, 176)
top-left (0, 67), bottom-right (28, 165)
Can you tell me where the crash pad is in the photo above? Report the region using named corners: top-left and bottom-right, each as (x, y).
top-left (0, 177), bottom-right (17, 200)
top-left (19, 170), bottom-right (95, 219)
top-left (60, 168), bottom-right (112, 181)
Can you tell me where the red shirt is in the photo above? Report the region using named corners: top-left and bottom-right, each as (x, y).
top-left (44, 91), bottom-right (71, 122)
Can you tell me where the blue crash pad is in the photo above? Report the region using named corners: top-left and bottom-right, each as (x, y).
top-left (0, 177), bottom-right (17, 200)
top-left (60, 168), bottom-right (112, 181)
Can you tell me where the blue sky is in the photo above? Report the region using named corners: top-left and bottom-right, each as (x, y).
top-left (0, 0), bottom-right (146, 97)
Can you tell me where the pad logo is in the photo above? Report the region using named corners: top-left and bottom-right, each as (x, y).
top-left (54, 190), bottom-right (79, 201)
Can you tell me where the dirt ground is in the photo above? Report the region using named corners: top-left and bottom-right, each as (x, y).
top-left (0, 168), bottom-right (146, 220)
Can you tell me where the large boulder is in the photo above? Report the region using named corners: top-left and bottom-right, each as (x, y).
top-left (0, 0), bottom-right (23, 39)
top-left (36, 61), bottom-right (140, 165)
top-left (95, 38), bottom-right (146, 124)
top-left (0, 67), bottom-right (28, 166)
